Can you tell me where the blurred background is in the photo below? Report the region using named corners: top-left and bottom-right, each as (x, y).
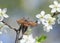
top-left (0, 0), bottom-right (60, 43)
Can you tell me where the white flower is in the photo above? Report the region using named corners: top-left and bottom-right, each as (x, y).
top-left (36, 11), bottom-right (56, 32)
top-left (20, 34), bottom-right (35, 43)
top-left (43, 14), bottom-right (56, 26)
top-left (0, 8), bottom-right (9, 21)
top-left (49, 1), bottom-right (60, 13)
top-left (57, 14), bottom-right (60, 24)
top-left (42, 14), bottom-right (51, 26)
top-left (43, 25), bottom-right (53, 32)
top-left (42, 14), bottom-right (56, 32)
top-left (26, 34), bottom-right (35, 43)
top-left (0, 16), bottom-right (4, 21)
top-left (20, 35), bottom-right (28, 43)
top-left (36, 11), bottom-right (45, 24)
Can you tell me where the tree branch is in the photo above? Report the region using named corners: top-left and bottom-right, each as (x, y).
top-left (52, 12), bottom-right (60, 17)
top-left (2, 21), bottom-right (17, 32)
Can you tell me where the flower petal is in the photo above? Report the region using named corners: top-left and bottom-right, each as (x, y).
top-left (54, 1), bottom-right (58, 5)
top-left (0, 16), bottom-right (4, 21)
top-left (52, 18), bottom-right (56, 25)
top-left (57, 8), bottom-right (60, 12)
top-left (58, 4), bottom-right (60, 7)
top-left (40, 11), bottom-right (45, 15)
top-left (0, 9), bottom-right (2, 14)
top-left (51, 8), bottom-right (56, 13)
top-left (3, 14), bottom-right (9, 18)
top-left (43, 25), bottom-right (52, 32)
top-left (36, 14), bottom-right (40, 18)
top-left (44, 14), bottom-right (51, 19)
top-left (41, 20), bottom-right (48, 26)
top-left (49, 5), bottom-right (55, 8)
top-left (43, 26), bottom-right (50, 32)
top-left (2, 8), bottom-right (7, 14)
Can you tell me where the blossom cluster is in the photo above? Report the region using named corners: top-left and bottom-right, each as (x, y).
top-left (36, 11), bottom-right (56, 32)
top-left (0, 8), bottom-right (9, 35)
top-left (20, 34), bottom-right (35, 43)
top-left (0, 8), bottom-right (9, 21)
top-left (36, 1), bottom-right (60, 32)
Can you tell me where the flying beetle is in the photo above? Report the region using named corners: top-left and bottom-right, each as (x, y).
top-left (17, 18), bottom-right (37, 40)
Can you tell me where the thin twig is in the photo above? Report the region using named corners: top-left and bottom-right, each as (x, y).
top-left (52, 12), bottom-right (60, 17)
top-left (2, 21), bottom-right (17, 32)
top-left (2, 21), bottom-right (23, 43)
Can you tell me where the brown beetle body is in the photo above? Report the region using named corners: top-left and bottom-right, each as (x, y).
top-left (17, 18), bottom-right (37, 40)
top-left (17, 18), bottom-right (37, 27)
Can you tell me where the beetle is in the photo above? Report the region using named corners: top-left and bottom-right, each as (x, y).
top-left (17, 18), bottom-right (37, 40)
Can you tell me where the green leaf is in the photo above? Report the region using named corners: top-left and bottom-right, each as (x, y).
top-left (36, 35), bottom-right (47, 43)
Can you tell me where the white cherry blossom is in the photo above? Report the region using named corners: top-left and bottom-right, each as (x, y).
top-left (0, 16), bottom-right (4, 22)
top-left (49, 1), bottom-right (60, 13)
top-left (36, 11), bottom-right (45, 24)
top-left (0, 8), bottom-right (9, 21)
top-left (43, 25), bottom-right (53, 32)
top-left (42, 14), bottom-right (56, 32)
top-left (36, 12), bottom-right (56, 32)
top-left (43, 14), bottom-right (56, 26)
top-left (20, 34), bottom-right (35, 43)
